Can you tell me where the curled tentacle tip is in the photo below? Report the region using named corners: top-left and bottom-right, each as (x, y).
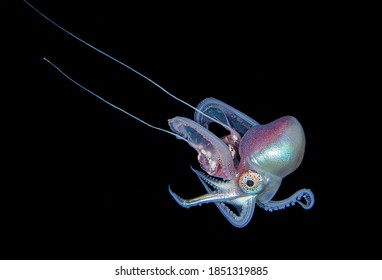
top-left (297, 189), bottom-right (315, 210)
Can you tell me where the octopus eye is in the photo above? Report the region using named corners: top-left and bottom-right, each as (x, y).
top-left (238, 170), bottom-right (264, 194)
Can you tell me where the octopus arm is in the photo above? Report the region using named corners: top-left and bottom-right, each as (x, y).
top-left (194, 97), bottom-right (259, 135)
top-left (215, 197), bottom-right (256, 228)
top-left (257, 189), bottom-right (314, 212)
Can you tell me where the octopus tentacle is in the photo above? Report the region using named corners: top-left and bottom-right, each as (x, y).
top-left (190, 166), bottom-right (233, 192)
top-left (168, 185), bottom-right (237, 208)
top-left (216, 196), bottom-right (257, 228)
top-left (257, 189), bottom-right (314, 212)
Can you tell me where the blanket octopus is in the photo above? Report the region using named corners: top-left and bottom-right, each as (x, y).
top-left (25, 1), bottom-right (315, 228)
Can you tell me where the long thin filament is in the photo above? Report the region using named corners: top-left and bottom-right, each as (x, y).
top-left (24, 0), bottom-right (231, 131)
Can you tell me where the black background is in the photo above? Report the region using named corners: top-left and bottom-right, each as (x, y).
top-left (3, 1), bottom-right (380, 259)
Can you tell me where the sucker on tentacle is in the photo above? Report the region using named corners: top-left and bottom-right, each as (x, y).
top-left (256, 189), bottom-right (314, 212)
top-left (190, 166), bottom-right (233, 192)
top-left (168, 166), bottom-right (240, 208)
top-left (168, 185), bottom-right (238, 208)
